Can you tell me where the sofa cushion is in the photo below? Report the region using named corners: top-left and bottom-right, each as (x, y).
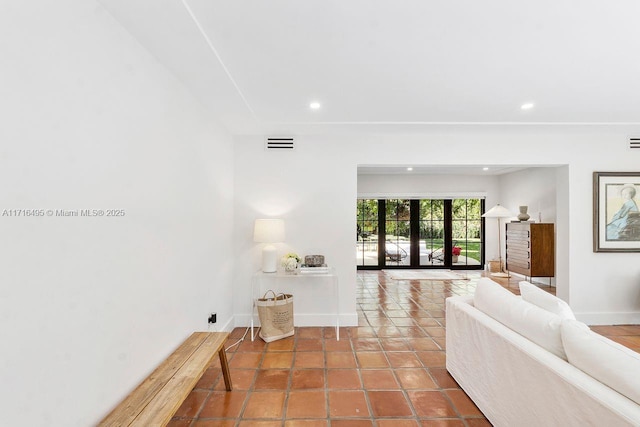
top-left (474, 277), bottom-right (519, 312)
top-left (474, 277), bottom-right (566, 360)
top-left (519, 281), bottom-right (576, 320)
top-left (561, 318), bottom-right (640, 405)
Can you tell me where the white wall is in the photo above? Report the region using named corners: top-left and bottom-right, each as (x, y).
top-left (357, 173), bottom-right (499, 199)
top-left (498, 166), bottom-right (562, 288)
top-left (0, 2), bottom-right (234, 426)
top-left (499, 167), bottom-right (559, 225)
top-left (567, 143), bottom-right (640, 324)
top-left (233, 138), bottom-right (358, 327)
top-left (233, 130), bottom-right (640, 328)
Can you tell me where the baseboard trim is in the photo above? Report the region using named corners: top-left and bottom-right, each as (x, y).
top-left (575, 311), bottom-right (640, 325)
top-left (508, 271), bottom-right (556, 287)
top-left (233, 312), bottom-right (358, 328)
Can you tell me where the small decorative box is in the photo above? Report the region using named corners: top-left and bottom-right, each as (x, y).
top-left (304, 255), bottom-right (325, 267)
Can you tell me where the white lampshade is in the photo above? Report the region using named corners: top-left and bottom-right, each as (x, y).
top-left (254, 219), bottom-right (285, 273)
top-left (253, 219), bottom-right (285, 243)
top-left (482, 204), bottom-right (513, 218)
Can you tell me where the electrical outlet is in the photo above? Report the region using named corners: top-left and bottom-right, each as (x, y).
top-left (208, 313), bottom-right (217, 324)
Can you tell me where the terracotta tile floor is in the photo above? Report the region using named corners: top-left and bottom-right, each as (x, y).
top-left (170, 270), bottom-right (640, 426)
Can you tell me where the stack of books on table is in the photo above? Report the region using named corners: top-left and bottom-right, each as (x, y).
top-left (299, 264), bottom-right (330, 274)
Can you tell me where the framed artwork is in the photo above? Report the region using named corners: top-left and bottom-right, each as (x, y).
top-left (593, 172), bottom-right (640, 252)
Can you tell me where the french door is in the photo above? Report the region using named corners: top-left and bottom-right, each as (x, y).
top-left (356, 198), bottom-right (484, 269)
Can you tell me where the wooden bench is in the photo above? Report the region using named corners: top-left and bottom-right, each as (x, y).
top-left (99, 332), bottom-right (232, 427)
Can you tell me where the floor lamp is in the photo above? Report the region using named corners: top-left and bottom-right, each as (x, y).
top-left (482, 204), bottom-right (513, 278)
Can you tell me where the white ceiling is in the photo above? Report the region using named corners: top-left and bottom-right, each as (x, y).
top-left (357, 165), bottom-right (528, 176)
top-left (100, 0), bottom-right (640, 136)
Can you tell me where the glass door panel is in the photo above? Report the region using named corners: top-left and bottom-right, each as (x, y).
top-left (452, 199), bottom-right (482, 267)
top-left (356, 199), bottom-right (379, 266)
top-left (420, 200), bottom-right (445, 266)
top-left (385, 199), bottom-right (411, 265)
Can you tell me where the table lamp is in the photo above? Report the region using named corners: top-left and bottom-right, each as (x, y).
top-left (482, 204), bottom-right (513, 278)
top-left (254, 219), bottom-right (285, 273)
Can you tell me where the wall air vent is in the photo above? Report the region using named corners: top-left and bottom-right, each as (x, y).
top-left (629, 136), bottom-right (640, 150)
top-left (265, 137), bottom-right (295, 151)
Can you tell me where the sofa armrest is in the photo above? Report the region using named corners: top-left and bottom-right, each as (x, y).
top-left (446, 294), bottom-right (474, 306)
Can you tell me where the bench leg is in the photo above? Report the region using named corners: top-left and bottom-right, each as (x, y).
top-left (218, 347), bottom-right (233, 391)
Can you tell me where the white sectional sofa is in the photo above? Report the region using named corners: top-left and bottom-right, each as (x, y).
top-left (446, 278), bottom-right (640, 426)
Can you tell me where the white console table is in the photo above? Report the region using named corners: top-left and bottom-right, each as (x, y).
top-left (251, 268), bottom-right (340, 340)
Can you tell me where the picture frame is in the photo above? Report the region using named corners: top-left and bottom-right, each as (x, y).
top-left (593, 172), bottom-right (640, 252)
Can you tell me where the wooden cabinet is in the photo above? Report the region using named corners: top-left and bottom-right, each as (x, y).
top-left (506, 222), bottom-right (555, 278)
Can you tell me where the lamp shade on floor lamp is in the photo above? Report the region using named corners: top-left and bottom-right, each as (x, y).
top-left (254, 219), bottom-right (285, 273)
top-left (482, 204), bottom-right (513, 278)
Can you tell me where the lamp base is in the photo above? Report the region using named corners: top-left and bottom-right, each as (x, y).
top-left (262, 244), bottom-right (277, 273)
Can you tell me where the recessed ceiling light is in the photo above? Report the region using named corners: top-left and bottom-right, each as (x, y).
top-left (483, 167), bottom-right (489, 171)
top-left (309, 102), bottom-right (321, 110)
top-left (521, 103), bottom-right (534, 110)
top-left (407, 167), bottom-right (413, 171)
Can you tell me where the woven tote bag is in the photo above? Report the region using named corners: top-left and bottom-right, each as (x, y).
top-left (256, 290), bottom-right (294, 342)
